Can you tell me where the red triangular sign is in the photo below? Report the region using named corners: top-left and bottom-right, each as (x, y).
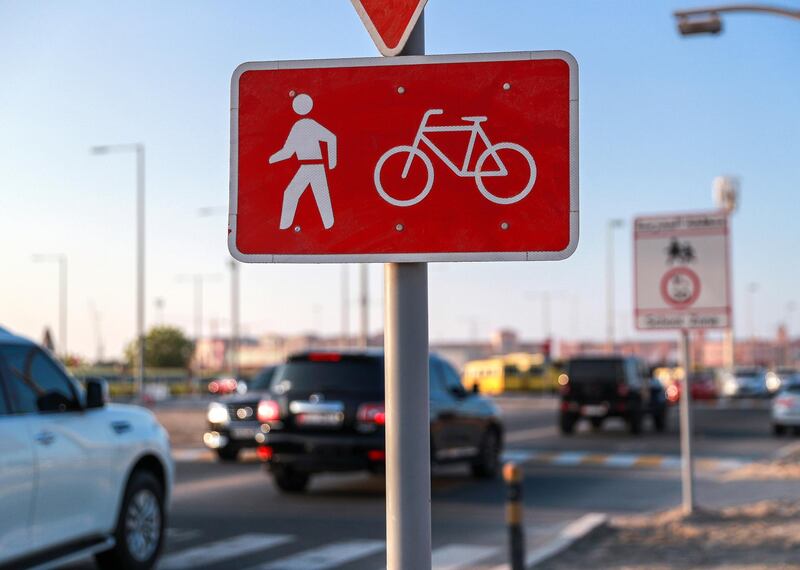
top-left (351, 0), bottom-right (428, 56)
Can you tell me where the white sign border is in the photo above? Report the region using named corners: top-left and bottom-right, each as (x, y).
top-left (350, 0), bottom-right (428, 57)
top-left (228, 50), bottom-right (579, 264)
top-left (633, 210), bottom-right (732, 331)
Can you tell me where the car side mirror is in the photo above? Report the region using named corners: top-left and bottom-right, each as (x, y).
top-left (471, 382), bottom-right (480, 395)
top-left (85, 378), bottom-right (108, 409)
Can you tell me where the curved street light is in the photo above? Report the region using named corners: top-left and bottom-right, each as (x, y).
top-left (675, 3), bottom-right (800, 35)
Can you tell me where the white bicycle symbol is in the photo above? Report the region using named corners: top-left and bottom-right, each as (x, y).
top-left (374, 109), bottom-right (537, 207)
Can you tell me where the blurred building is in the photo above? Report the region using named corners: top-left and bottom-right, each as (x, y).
top-left (193, 326), bottom-right (800, 374)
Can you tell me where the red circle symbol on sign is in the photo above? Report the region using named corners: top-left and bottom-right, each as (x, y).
top-left (660, 267), bottom-right (701, 308)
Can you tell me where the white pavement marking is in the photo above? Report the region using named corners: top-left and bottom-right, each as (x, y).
top-left (432, 544), bottom-right (499, 569)
top-left (550, 451), bottom-right (587, 466)
top-left (257, 540), bottom-right (385, 570)
top-left (488, 513), bottom-right (607, 570)
top-left (602, 453), bottom-right (638, 468)
top-left (160, 534), bottom-right (293, 569)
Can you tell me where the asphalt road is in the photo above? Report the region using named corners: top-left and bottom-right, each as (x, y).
top-left (64, 397), bottom-right (797, 570)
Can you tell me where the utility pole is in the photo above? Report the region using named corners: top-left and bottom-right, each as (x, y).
top-left (606, 219), bottom-right (624, 353)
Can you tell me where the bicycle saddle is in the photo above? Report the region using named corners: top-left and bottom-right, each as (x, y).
top-left (461, 116), bottom-right (488, 123)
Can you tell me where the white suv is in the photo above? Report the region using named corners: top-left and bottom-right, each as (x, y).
top-left (0, 327), bottom-right (173, 569)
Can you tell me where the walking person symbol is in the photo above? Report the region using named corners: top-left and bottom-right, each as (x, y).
top-left (269, 93), bottom-right (337, 230)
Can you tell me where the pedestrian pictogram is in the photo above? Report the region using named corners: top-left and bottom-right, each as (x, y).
top-left (374, 109), bottom-right (537, 207)
top-left (268, 93), bottom-right (337, 230)
top-left (229, 51), bottom-right (577, 263)
top-left (634, 211), bottom-right (731, 330)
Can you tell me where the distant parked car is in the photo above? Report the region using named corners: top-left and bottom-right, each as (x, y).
top-left (205, 365), bottom-right (278, 461)
top-left (0, 327), bottom-right (173, 570)
top-left (665, 372), bottom-right (718, 403)
top-left (720, 367), bottom-right (768, 398)
top-left (559, 356), bottom-right (668, 435)
top-left (771, 384), bottom-right (800, 435)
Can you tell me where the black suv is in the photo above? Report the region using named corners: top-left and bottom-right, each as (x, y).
top-left (559, 356), bottom-right (667, 435)
top-left (204, 365), bottom-right (277, 461)
top-left (240, 350), bottom-right (503, 493)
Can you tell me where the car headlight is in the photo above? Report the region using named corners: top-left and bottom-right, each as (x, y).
top-left (766, 373), bottom-right (781, 392)
top-left (207, 402), bottom-right (230, 425)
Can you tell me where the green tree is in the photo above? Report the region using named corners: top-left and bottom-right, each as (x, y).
top-left (125, 326), bottom-right (194, 368)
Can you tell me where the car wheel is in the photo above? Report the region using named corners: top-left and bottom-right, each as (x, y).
top-left (471, 429), bottom-right (500, 479)
top-left (559, 413), bottom-right (576, 435)
top-left (95, 471), bottom-right (165, 570)
top-left (216, 446), bottom-right (240, 462)
top-left (272, 466), bottom-right (311, 494)
top-left (590, 417), bottom-right (604, 431)
top-left (773, 423), bottom-right (786, 436)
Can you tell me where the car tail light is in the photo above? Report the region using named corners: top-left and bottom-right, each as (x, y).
top-left (256, 445), bottom-right (273, 461)
top-left (367, 450), bottom-right (385, 461)
top-left (666, 384), bottom-right (679, 402)
top-left (257, 400), bottom-right (281, 422)
top-left (776, 396), bottom-right (795, 409)
top-left (357, 403), bottom-right (386, 425)
top-left (617, 384), bottom-right (630, 397)
top-left (308, 352), bottom-right (341, 362)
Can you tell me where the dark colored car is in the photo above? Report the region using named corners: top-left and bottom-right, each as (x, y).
top-left (241, 350), bottom-right (503, 493)
top-left (559, 356), bottom-right (667, 435)
top-left (204, 365), bottom-right (277, 461)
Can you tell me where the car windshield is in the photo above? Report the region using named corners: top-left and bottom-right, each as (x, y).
top-left (271, 357), bottom-right (384, 394)
top-left (249, 367), bottom-right (276, 391)
top-left (735, 369), bottom-right (763, 378)
top-left (567, 360), bottom-right (624, 383)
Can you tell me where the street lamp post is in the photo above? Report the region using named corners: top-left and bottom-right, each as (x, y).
top-left (91, 143), bottom-right (146, 399)
top-left (197, 207), bottom-right (242, 378)
top-left (32, 254), bottom-right (67, 358)
top-left (674, 3), bottom-right (800, 35)
top-left (177, 273), bottom-right (222, 374)
top-left (606, 219), bottom-right (625, 353)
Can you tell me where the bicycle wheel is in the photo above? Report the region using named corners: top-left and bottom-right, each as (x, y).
top-left (474, 142), bottom-right (537, 205)
top-left (374, 145), bottom-right (434, 207)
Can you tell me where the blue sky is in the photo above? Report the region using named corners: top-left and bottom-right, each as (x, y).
top-left (1, 1), bottom-right (798, 359)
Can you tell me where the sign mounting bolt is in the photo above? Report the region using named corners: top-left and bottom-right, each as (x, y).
top-left (395, 223), bottom-right (404, 232)
top-left (501, 222), bottom-right (509, 230)
top-left (503, 82), bottom-right (511, 91)
top-left (294, 226), bottom-right (301, 233)
top-left (397, 86), bottom-right (405, 94)
top-left (289, 90), bottom-right (296, 97)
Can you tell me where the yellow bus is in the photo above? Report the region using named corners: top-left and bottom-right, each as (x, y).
top-left (462, 353), bottom-right (563, 395)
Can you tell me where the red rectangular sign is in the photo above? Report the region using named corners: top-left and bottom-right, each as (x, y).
top-left (229, 51), bottom-right (578, 262)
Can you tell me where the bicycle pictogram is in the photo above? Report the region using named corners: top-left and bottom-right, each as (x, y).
top-left (373, 109), bottom-right (537, 207)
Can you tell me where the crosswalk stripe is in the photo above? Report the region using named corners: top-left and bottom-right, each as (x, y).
top-left (160, 533), bottom-right (293, 569)
top-left (432, 544), bottom-right (499, 569)
top-left (257, 539), bottom-right (385, 570)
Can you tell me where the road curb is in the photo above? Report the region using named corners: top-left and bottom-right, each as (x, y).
top-left (525, 513), bottom-right (607, 568)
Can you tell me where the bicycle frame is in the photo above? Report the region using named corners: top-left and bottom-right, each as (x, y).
top-left (401, 109), bottom-right (508, 179)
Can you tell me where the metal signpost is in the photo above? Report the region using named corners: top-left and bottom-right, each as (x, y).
top-left (229, 4), bottom-right (578, 567)
top-left (634, 210), bottom-right (732, 514)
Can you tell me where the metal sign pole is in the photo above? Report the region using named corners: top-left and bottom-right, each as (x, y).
top-left (383, 14), bottom-right (432, 570)
top-left (679, 329), bottom-right (695, 514)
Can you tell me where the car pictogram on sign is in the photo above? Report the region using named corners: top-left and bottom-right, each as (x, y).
top-left (660, 267), bottom-right (701, 308)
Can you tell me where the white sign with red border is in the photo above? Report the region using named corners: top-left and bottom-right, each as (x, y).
top-left (634, 211), bottom-right (731, 330)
